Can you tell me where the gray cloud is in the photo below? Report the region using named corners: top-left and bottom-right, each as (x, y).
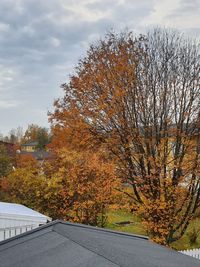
top-left (171, 0), bottom-right (199, 15)
top-left (0, 0), bottom-right (199, 135)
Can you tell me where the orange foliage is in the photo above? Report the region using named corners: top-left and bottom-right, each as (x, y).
top-left (49, 30), bottom-right (200, 245)
top-left (2, 147), bottom-right (120, 227)
top-left (16, 154), bottom-right (38, 168)
top-left (43, 148), bottom-right (120, 226)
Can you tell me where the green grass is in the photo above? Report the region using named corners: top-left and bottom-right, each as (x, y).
top-left (171, 218), bottom-right (200, 250)
top-left (105, 209), bottom-right (146, 236)
top-left (105, 209), bottom-right (200, 250)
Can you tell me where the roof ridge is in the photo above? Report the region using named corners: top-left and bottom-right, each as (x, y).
top-left (0, 219), bottom-right (148, 248)
top-left (52, 227), bottom-right (121, 267)
top-left (58, 220), bottom-right (148, 240)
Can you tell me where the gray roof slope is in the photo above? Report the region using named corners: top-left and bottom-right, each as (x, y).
top-left (0, 220), bottom-right (199, 267)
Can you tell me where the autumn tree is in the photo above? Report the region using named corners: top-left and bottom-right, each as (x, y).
top-left (15, 153), bottom-right (38, 169)
top-left (22, 124), bottom-right (50, 149)
top-left (1, 163), bottom-right (46, 209)
top-left (0, 144), bottom-right (13, 201)
top-left (37, 127), bottom-right (51, 150)
top-left (9, 127), bottom-right (24, 144)
top-left (0, 144), bottom-right (13, 178)
top-left (23, 124), bottom-right (40, 141)
top-left (2, 147), bottom-right (119, 226)
top-left (50, 29), bottom-right (200, 245)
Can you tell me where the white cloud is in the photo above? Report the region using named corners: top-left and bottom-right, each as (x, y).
top-left (0, 99), bottom-right (19, 109)
top-left (21, 25), bottom-right (35, 36)
top-left (57, 0), bottom-right (112, 24)
top-left (50, 37), bottom-right (61, 47)
top-left (0, 22), bottom-right (10, 32)
top-left (142, 0), bottom-right (200, 31)
top-left (0, 66), bottom-right (17, 90)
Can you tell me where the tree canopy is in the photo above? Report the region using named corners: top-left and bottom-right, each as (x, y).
top-left (23, 124), bottom-right (51, 149)
top-left (0, 144), bottom-right (13, 178)
top-left (50, 29), bottom-right (200, 244)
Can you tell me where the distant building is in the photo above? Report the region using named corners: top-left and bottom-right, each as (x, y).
top-left (21, 141), bottom-right (38, 152)
top-left (19, 141), bottom-right (52, 163)
top-left (0, 220), bottom-right (199, 266)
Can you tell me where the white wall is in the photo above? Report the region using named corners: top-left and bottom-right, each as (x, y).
top-left (0, 217), bottom-right (46, 241)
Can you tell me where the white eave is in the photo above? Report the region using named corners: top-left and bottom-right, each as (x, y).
top-left (0, 202), bottom-right (51, 222)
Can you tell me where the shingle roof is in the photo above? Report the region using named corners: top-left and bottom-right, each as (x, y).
top-left (0, 220), bottom-right (199, 267)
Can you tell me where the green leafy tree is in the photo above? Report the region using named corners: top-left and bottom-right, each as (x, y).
top-left (37, 128), bottom-right (50, 150)
top-left (22, 124), bottom-right (50, 150)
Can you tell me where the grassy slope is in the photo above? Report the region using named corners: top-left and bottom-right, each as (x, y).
top-left (106, 209), bottom-right (146, 236)
top-left (106, 209), bottom-right (200, 250)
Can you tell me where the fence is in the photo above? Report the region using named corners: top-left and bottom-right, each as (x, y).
top-left (179, 249), bottom-right (200, 260)
top-left (0, 224), bottom-right (36, 241)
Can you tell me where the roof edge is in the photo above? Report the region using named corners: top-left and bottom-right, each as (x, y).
top-left (0, 219), bottom-right (148, 247)
top-left (0, 220), bottom-right (58, 246)
top-left (58, 220), bottom-right (148, 240)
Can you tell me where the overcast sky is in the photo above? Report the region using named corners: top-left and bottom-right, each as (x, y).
top-left (0, 0), bottom-right (199, 135)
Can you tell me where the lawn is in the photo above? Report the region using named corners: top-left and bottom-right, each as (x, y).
top-left (106, 209), bottom-right (146, 236)
top-left (171, 218), bottom-right (200, 250)
top-left (105, 209), bottom-right (200, 250)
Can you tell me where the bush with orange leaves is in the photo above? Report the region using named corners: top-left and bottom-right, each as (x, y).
top-left (2, 147), bottom-right (120, 227)
top-left (44, 148), bottom-right (121, 226)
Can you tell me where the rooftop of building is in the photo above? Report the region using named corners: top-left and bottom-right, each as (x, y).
top-left (0, 220), bottom-right (199, 267)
